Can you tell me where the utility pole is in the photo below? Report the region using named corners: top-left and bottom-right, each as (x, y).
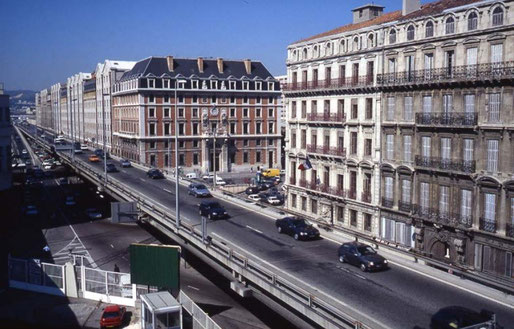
top-left (102, 72), bottom-right (107, 183)
top-left (174, 79), bottom-right (185, 230)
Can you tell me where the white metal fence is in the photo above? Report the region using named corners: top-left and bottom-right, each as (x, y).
top-left (81, 266), bottom-right (135, 306)
top-left (8, 256), bottom-right (65, 296)
top-left (179, 291), bottom-right (222, 329)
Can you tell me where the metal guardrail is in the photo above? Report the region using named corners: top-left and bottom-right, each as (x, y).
top-left (179, 291), bottom-right (223, 329)
top-left (17, 130), bottom-right (368, 329)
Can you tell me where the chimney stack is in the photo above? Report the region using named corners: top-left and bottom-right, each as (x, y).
top-left (402, 0), bottom-right (420, 16)
top-left (243, 59), bottom-right (251, 75)
top-left (217, 58), bottom-right (224, 74)
top-left (166, 56), bottom-right (174, 72)
top-left (197, 57), bottom-right (204, 73)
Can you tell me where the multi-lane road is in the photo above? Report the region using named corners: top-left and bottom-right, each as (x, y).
top-left (21, 124), bottom-right (514, 329)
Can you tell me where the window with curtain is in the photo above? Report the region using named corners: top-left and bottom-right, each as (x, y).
top-left (445, 17), bottom-right (455, 34)
top-left (407, 25), bottom-right (415, 41)
top-left (461, 189), bottom-right (472, 223)
top-left (441, 138), bottom-right (451, 160)
top-left (422, 136), bottom-right (431, 157)
top-left (488, 93), bottom-right (500, 122)
top-left (439, 186), bottom-right (450, 217)
top-left (403, 135), bottom-right (412, 162)
top-left (404, 96), bottom-right (413, 121)
top-left (463, 139), bottom-right (474, 162)
top-left (385, 177), bottom-right (393, 199)
top-left (425, 21), bottom-right (434, 38)
top-left (387, 97), bottom-right (395, 121)
top-left (464, 94), bottom-right (475, 113)
top-left (402, 180), bottom-right (411, 204)
top-left (423, 96), bottom-right (432, 113)
top-left (492, 7), bottom-right (504, 26)
top-left (484, 193), bottom-right (496, 222)
top-left (420, 182), bottom-right (430, 209)
top-left (386, 134), bottom-right (394, 159)
top-left (468, 12), bottom-right (478, 31)
top-left (486, 140), bottom-right (499, 172)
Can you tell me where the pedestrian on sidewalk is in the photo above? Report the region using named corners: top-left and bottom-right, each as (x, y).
top-left (114, 264), bottom-right (120, 284)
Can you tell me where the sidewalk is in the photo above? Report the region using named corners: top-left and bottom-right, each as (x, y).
top-left (0, 288), bottom-right (140, 329)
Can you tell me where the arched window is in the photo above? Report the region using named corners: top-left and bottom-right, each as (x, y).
top-left (445, 17), bottom-right (455, 34)
top-left (425, 21), bottom-right (434, 37)
top-left (326, 43), bottom-right (332, 56)
top-left (468, 12), bottom-right (478, 30)
top-left (407, 25), bottom-right (415, 41)
top-left (389, 29), bottom-right (396, 44)
top-left (313, 45), bottom-right (319, 58)
top-left (339, 40), bottom-right (345, 53)
top-left (353, 37), bottom-right (359, 50)
top-left (292, 50), bottom-right (297, 61)
top-left (368, 34), bottom-right (374, 48)
top-left (302, 48), bottom-right (308, 60)
top-left (492, 7), bottom-right (504, 26)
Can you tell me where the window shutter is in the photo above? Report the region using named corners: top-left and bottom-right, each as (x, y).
top-left (487, 140), bottom-right (499, 172)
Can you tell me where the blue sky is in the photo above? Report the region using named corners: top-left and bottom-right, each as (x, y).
top-left (0, 0), bottom-right (409, 91)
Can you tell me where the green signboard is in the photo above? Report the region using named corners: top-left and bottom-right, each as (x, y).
top-left (129, 243), bottom-right (180, 289)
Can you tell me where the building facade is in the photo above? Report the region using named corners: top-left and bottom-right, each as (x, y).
top-left (111, 56), bottom-right (282, 174)
top-left (83, 77), bottom-right (97, 144)
top-left (285, 0), bottom-right (514, 283)
top-left (50, 83), bottom-right (62, 134)
top-left (67, 72), bottom-right (91, 143)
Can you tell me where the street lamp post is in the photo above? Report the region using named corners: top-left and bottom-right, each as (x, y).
top-left (174, 79), bottom-right (187, 230)
top-left (212, 129), bottom-right (216, 187)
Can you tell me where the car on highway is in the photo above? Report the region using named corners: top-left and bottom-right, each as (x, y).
top-left (88, 155), bottom-right (100, 162)
top-left (198, 201), bottom-right (228, 220)
top-left (120, 159), bottom-right (131, 168)
top-left (80, 144), bottom-right (88, 150)
top-left (275, 217), bottom-right (320, 241)
top-left (245, 186), bottom-right (260, 195)
top-left (429, 306), bottom-right (494, 329)
top-left (21, 149), bottom-right (27, 154)
top-left (42, 160), bottom-right (54, 169)
top-left (58, 178), bottom-right (68, 185)
top-left (188, 183), bottom-right (211, 197)
top-left (215, 176), bottom-right (226, 186)
top-left (248, 194), bottom-right (261, 202)
top-left (146, 168), bottom-right (164, 179)
top-left (106, 163), bottom-right (118, 173)
top-left (202, 173), bottom-right (214, 181)
top-left (266, 195), bottom-right (282, 205)
top-left (337, 242), bottom-right (388, 272)
top-left (65, 196), bottom-right (76, 206)
top-left (94, 149), bottom-right (104, 157)
top-left (86, 208), bottom-right (102, 220)
top-left (100, 305), bottom-right (126, 329)
top-left (185, 172), bottom-right (197, 179)
top-left (25, 205), bottom-right (38, 216)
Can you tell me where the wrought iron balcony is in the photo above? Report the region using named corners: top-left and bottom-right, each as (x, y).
top-left (479, 217), bottom-right (497, 233)
top-left (289, 177), bottom-right (296, 185)
top-left (415, 112), bottom-right (478, 127)
top-left (299, 179), bottom-right (307, 188)
top-left (307, 112), bottom-right (346, 123)
top-left (306, 144), bottom-right (329, 155)
top-left (398, 201), bottom-right (412, 213)
top-left (361, 192), bottom-right (372, 203)
top-left (382, 197), bottom-right (394, 208)
top-left (284, 75), bottom-right (375, 92)
top-left (330, 187), bottom-right (347, 198)
top-left (377, 62), bottom-right (514, 87)
top-left (348, 189), bottom-right (357, 200)
top-left (457, 214), bottom-right (473, 228)
top-left (411, 205), bottom-right (473, 227)
top-left (328, 147), bottom-right (346, 158)
top-left (415, 155), bottom-right (476, 173)
top-left (507, 224), bottom-right (514, 238)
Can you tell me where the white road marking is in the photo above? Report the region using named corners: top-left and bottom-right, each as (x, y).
top-left (187, 285), bottom-right (200, 291)
top-left (163, 189), bottom-right (172, 194)
top-left (110, 244), bottom-right (114, 249)
top-left (121, 170), bottom-right (127, 173)
top-left (246, 225), bottom-right (263, 234)
top-left (355, 274), bottom-right (367, 280)
top-left (139, 178), bottom-right (146, 182)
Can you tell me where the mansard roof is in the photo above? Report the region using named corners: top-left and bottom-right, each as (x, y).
top-left (120, 57), bottom-right (276, 82)
top-left (293, 0), bottom-right (482, 45)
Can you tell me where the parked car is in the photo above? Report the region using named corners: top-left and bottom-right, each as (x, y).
top-left (215, 176), bottom-right (226, 186)
top-left (429, 306), bottom-right (494, 329)
top-left (266, 195), bottom-right (282, 205)
top-left (275, 217), bottom-right (320, 240)
top-left (94, 149), bottom-right (104, 157)
top-left (80, 144), bottom-right (88, 150)
top-left (337, 242), bottom-right (388, 272)
top-left (202, 173), bottom-right (214, 181)
top-left (185, 172), bottom-right (197, 179)
top-left (120, 159), bottom-right (131, 168)
top-left (88, 155), bottom-right (100, 162)
top-left (245, 186), bottom-right (260, 195)
top-left (86, 208), bottom-right (102, 220)
top-left (146, 168), bottom-right (164, 179)
top-left (188, 183), bottom-right (211, 197)
top-left (65, 196), bottom-right (76, 206)
top-left (248, 194), bottom-right (261, 202)
top-left (106, 163), bottom-right (118, 173)
top-left (100, 305), bottom-right (126, 329)
top-left (198, 201), bottom-right (228, 220)
top-left (58, 177), bottom-right (68, 185)
top-left (256, 183), bottom-right (269, 191)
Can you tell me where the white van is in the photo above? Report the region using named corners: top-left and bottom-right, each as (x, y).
top-left (185, 172), bottom-right (197, 179)
top-left (215, 176), bottom-right (226, 186)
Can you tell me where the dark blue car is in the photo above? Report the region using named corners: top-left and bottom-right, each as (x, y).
top-left (338, 242), bottom-right (388, 272)
top-left (275, 217), bottom-right (320, 241)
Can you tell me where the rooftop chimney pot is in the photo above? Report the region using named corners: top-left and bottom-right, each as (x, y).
top-left (402, 0), bottom-right (420, 16)
top-left (197, 57), bottom-right (204, 73)
top-left (243, 59), bottom-right (251, 75)
top-left (166, 56), bottom-right (174, 72)
top-left (217, 58), bottom-right (224, 74)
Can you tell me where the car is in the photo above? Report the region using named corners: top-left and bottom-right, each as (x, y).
top-left (120, 159), bottom-right (131, 168)
top-left (86, 208), bottom-right (102, 220)
top-left (88, 155), bottom-right (100, 162)
top-left (262, 168), bottom-right (280, 178)
top-left (106, 163), bottom-right (118, 173)
top-left (185, 172), bottom-right (197, 179)
top-left (429, 307), bottom-right (494, 329)
top-left (266, 195), bottom-right (282, 205)
top-left (25, 160), bottom-right (32, 165)
top-left (58, 177), bottom-right (68, 185)
top-left (25, 205), bottom-right (38, 216)
top-left (202, 173), bottom-right (214, 181)
top-left (54, 160), bottom-right (62, 166)
top-left (73, 148), bottom-right (83, 154)
top-left (260, 181), bottom-right (274, 189)
top-left (21, 149), bottom-right (27, 154)
top-left (338, 242), bottom-right (388, 272)
top-left (188, 183), bottom-right (211, 197)
top-left (215, 176), bottom-right (226, 186)
top-left (256, 183), bottom-right (269, 191)
top-left (94, 149), bottom-right (104, 157)
top-left (100, 305), bottom-right (126, 329)
top-left (65, 196), bottom-right (76, 206)
top-left (245, 186), bottom-right (260, 195)
top-left (198, 201), bottom-right (228, 220)
top-left (147, 168), bottom-right (164, 179)
top-left (80, 144), bottom-right (88, 150)
top-left (275, 217), bottom-right (320, 240)
top-left (248, 194), bottom-right (261, 202)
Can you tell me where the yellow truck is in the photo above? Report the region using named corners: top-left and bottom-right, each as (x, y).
top-left (262, 168), bottom-right (280, 177)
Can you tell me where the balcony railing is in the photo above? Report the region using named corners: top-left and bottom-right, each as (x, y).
top-left (412, 205), bottom-right (473, 227)
top-left (330, 187), bottom-right (347, 198)
top-left (307, 144), bottom-right (346, 158)
top-left (299, 178), bottom-right (307, 188)
top-left (415, 112), bottom-right (478, 126)
top-left (328, 147), bottom-right (346, 158)
top-left (361, 192), bottom-right (372, 203)
top-left (507, 224), bottom-right (514, 238)
top-left (284, 76), bottom-right (374, 92)
top-left (479, 217), bottom-right (497, 233)
top-left (398, 201), bottom-right (412, 213)
top-left (307, 111), bottom-right (346, 123)
top-left (382, 197), bottom-right (394, 208)
top-left (377, 62), bottom-right (514, 87)
top-left (289, 177), bottom-right (296, 185)
top-left (415, 155), bottom-right (476, 173)
top-left (348, 190), bottom-right (357, 200)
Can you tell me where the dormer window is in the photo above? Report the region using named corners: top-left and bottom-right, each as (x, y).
top-left (468, 12), bottom-right (478, 31)
top-left (339, 40), bottom-right (345, 53)
top-left (268, 82), bottom-right (275, 91)
top-left (492, 7), bottom-right (504, 26)
top-left (229, 81), bottom-right (236, 90)
top-left (163, 79), bottom-right (170, 89)
top-left (425, 21), bottom-right (434, 38)
top-left (243, 81), bottom-right (249, 90)
top-left (148, 79), bottom-right (155, 88)
top-left (407, 25), bottom-right (415, 41)
top-left (210, 80), bottom-right (218, 89)
top-left (192, 80), bottom-right (199, 89)
top-left (178, 80), bottom-right (186, 89)
top-left (353, 37), bottom-right (359, 51)
top-left (445, 17), bottom-right (455, 34)
top-left (255, 81), bottom-right (262, 90)
top-left (302, 48), bottom-right (308, 60)
top-left (389, 29), bottom-right (396, 44)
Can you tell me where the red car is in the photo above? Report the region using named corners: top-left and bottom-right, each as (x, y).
top-left (100, 305), bottom-right (126, 329)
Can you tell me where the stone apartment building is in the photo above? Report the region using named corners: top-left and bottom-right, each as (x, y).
top-left (50, 83), bottom-right (62, 134)
top-left (59, 84), bottom-right (67, 136)
top-left (285, 0), bottom-right (514, 283)
top-left (83, 77), bottom-right (97, 144)
top-left (67, 72), bottom-right (91, 143)
top-left (111, 56), bottom-right (282, 174)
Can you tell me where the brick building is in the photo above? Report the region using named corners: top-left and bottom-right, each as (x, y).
top-left (111, 56), bottom-right (282, 174)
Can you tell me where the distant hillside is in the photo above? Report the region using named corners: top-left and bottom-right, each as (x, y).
top-left (5, 90), bottom-right (36, 108)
